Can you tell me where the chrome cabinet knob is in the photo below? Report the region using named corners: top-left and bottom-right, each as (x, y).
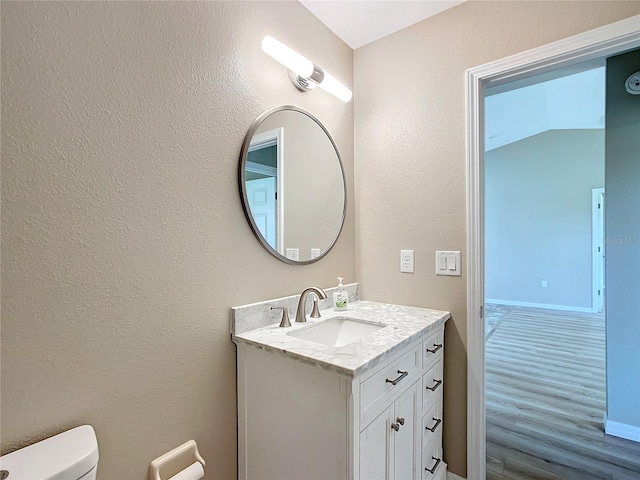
top-left (391, 422), bottom-right (400, 431)
top-left (396, 417), bottom-right (405, 425)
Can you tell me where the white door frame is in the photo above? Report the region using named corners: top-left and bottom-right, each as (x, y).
top-left (465, 15), bottom-right (640, 480)
top-left (592, 188), bottom-right (605, 313)
top-left (249, 128), bottom-right (285, 254)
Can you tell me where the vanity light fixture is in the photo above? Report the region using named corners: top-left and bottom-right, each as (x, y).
top-left (261, 35), bottom-right (353, 103)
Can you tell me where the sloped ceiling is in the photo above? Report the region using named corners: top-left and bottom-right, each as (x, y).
top-left (485, 67), bottom-right (606, 151)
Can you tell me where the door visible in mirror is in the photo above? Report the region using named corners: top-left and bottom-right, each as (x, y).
top-left (246, 128), bottom-right (283, 253)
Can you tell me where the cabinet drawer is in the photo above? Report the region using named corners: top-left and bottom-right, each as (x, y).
top-left (422, 396), bottom-right (443, 445)
top-left (422, 358), bottom-right (443, 411)
top-left (360, 345), bottom-right (421, 426)
top-left (422, 329), bottom-right (444, 368)
top-left (422, 433), bottom-right (443, 480)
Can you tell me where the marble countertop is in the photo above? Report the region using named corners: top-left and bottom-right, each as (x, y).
top-left (232, 300), bottom-right (450, 378)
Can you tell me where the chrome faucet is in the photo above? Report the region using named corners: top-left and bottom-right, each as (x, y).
top-left (295, 286), bottom-right (328, 323)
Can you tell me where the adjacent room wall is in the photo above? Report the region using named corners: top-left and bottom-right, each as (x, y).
top-left (1, 2), bottom-right (354, 478)
top-left (605, 48), bottom-right (640, 438)
top-left (354, 2), bottom-right (640, 476)
top-left (485, 129), bottom-right (605, 310)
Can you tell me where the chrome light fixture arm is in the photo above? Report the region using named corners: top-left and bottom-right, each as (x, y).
top-left (288, 64), bottom-right (325, 92)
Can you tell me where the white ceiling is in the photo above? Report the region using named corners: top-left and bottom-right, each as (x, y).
top-left (299, 0), bottom-right (466, 49)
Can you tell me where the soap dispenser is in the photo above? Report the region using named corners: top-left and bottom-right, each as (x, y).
top-left (333, 277), bottom-right (348, 311)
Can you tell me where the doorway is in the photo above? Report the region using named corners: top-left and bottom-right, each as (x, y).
top-left (465, 15), bottom-right (640, 480)
top-left (483, 62), bottom-right (613, 478)
top-left (246, 127), bottom-right (284, 254)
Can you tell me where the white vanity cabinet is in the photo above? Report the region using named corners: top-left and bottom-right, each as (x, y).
top-left (236, 323), bottom-right (446, 480)
top-left (360, 380), bottom-right (421, 479)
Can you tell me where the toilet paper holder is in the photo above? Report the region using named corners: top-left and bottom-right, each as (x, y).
top-left (149, 440), bottom-right (205, 480)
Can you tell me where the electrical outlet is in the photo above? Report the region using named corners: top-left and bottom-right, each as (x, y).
top-left (400, 250), bottom-right (415, 273)
top-left (285, 248), bottom-right (299, 261)
top-left (310, 248), bottom-right (321, 259)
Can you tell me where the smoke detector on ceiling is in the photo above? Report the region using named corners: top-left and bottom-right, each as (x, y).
top-left (625, 71), bottom-right (640, 95)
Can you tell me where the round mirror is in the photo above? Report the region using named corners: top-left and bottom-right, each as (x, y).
top-left (239, 106), bottom-right (346, 264)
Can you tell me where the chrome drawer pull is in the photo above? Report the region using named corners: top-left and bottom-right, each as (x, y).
top-left (425, 417), bottom-right (441, 432)
top-left (396, 417), bottom-right (405, 425)
top-left (386, 370), bottom-right (408, 385)
top-left (425, 457), bottom-right (441, 474)
top-left (426, 343), bottom-right (443, 354)
top-left (391, 422), bottom-right (400, 431)
top-left (426, 379), bottom-right (442, 391)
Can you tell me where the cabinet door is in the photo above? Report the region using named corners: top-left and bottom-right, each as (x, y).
top-left (360, 381), bottom-right (421, 480)
top-left (360, 405), bottom-right (394, 480)
top-left (394, 382), bottom-right (420, 480)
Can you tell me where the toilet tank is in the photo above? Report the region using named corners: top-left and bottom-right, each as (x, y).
top-left (0, 425), bottom-right (98, 480)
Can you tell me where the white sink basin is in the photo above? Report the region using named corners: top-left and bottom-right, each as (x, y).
top-left (288, 317), bottom-right (386, 347)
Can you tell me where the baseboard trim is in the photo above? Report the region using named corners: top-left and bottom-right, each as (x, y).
top-left (605, 416), bottom-right (640, 443)
top-left (447, 472), bottom-right (467, 480)
top-left (486, 298), bottom-right (594, 314)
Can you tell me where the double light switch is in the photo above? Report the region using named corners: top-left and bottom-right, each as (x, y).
top-left (435, 251), bottom-right (461, 276)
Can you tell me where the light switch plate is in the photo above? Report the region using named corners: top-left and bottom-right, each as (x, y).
top-left (310, 248), bottom-right (321, 259)
top-left (285, 248), bottom-right (299, 261)
top-left (436, 251), bottom-right (461, 276)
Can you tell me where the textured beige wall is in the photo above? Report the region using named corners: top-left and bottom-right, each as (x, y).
top-left (1, 2), bottom-right (353, 479)
top-left (353, 1), bottom-right (640, 476)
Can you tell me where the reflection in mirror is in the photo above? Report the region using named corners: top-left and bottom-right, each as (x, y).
top-left (246, 128), bottom-right (283, 252)
top-left (239, 106), bottom-right (346, 264)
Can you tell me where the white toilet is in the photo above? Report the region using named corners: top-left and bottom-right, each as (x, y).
top-left (0, 425), bottom-right (98, 480)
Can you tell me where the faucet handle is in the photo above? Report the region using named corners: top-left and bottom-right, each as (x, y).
top-left (310, 297), bottom-right (321, 318)
top-left (271, 306), bottom-right (291, 328)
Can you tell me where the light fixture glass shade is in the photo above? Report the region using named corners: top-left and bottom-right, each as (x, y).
top-left (261, 35), bottom-right (314, 78)
top-left (317, 70), bottom-right (353, 102)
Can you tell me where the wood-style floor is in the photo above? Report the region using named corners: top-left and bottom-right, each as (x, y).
top-left (485, 305), bottom-right (640, 480)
